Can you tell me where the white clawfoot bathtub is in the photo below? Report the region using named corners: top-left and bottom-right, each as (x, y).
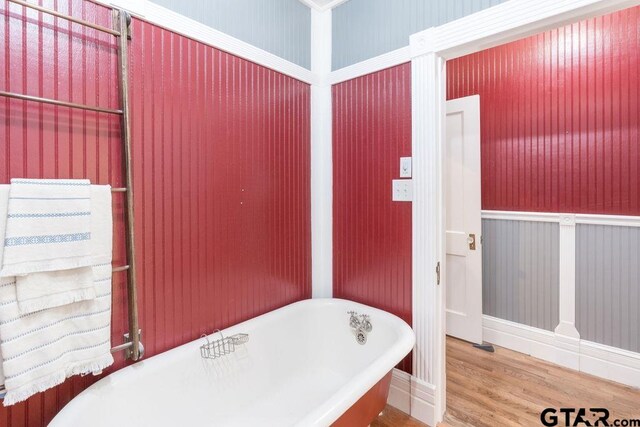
top-left (50, 299), bottom-right (415, 426)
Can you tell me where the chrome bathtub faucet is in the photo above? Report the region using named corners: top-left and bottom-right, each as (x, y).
top-left (348, 311), bottom-right (372, 345)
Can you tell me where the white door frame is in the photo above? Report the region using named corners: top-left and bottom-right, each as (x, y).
top-left (409, 0), bottom-right (640, 425)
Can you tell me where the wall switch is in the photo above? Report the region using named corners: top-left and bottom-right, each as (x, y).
top-left (392, 179), bottom-right (413, 202)
top-left (400, 157), bottom-right (412, 178)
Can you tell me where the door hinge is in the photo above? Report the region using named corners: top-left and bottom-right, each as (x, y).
top-left (436, 262), bottom-right (441, 285)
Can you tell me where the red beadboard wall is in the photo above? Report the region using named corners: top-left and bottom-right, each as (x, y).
top-left (332, 63), bottom-right (412, 373)
top-left (447, 6), bottom-right (640, 215)
top-left (0, 1), bottom-right (311, 425)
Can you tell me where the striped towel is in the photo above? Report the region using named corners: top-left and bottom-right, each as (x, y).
top-left (0, 185), bottom-right (114, 406)
top-left (1, 178), bottom-right (93, 277)
top-left (14, 268), bottom-right (95, 315)
top-left (12, 186), bottom-right (114, 314)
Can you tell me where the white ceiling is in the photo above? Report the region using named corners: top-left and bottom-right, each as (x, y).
top-left (298, 0), bottom-right (350, 11)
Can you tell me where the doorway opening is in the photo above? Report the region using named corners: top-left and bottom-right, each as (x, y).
top-left (442, 6), bottom-right (640, 425)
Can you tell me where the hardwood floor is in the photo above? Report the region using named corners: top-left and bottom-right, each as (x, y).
top-left (372, 405), bottom-right (427, 427)
top-left (445, 337), bottom-right (640, 427)
top-left (372, 337), bottom-right (640, 427)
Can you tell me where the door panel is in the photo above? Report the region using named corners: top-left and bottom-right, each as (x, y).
top-left (445, 95), bottom-right (482, 344)
top-left (446, 231), bottom-right (468, 257)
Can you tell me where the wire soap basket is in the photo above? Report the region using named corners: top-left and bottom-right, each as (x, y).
top-left (200, 330), bottom-right (249, 359)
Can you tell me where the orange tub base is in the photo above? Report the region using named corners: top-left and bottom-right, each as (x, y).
top-left (332, 371), bottom-right (392, 427)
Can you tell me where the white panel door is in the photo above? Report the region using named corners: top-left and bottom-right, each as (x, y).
top-left (445, 95), bottom-right (482, 344)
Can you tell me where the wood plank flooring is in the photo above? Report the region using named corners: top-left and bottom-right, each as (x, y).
top-left (372, 337), bottom-right (640, 427)
top-left (371, 405), bottom-right (427, 427)
top-left (446, 337), bottom-right (640, 427)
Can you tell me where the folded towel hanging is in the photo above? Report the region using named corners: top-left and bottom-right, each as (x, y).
top-left (0, 178), bottom-right (93, 277)
top-left (15, 268), bottom-right (95, 314)
top-left (13, 186), bottom-right (113, 314)
top-left (0, 185), bottom-right (114, 406)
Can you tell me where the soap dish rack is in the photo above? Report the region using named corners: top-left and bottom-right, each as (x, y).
top-left (200, 330), bottom-right (249, 359)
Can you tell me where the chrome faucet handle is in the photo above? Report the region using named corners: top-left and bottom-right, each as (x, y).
top-left (348, 311), bottom-right (361, 328)
top-left (360, 314), bottom-right (372, 333)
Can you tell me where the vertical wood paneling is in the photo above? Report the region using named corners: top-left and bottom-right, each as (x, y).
top-left (447, 6), bottom-right (640, 215)
top-left (128, 0), bottom-right (311, 370)
top-left (332, 63), bottom-right (412, 373)
top-left (482, 219), bottom-right (560, 331)
top-left (0, 1), bottom-right (311, 425)
top-left (576, 225), bottom-right (640, 352)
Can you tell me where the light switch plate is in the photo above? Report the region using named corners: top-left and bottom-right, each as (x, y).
top-left (400, 157), bottom-right (412, 178)
top-left (392, 179), bottom-right (413, 202)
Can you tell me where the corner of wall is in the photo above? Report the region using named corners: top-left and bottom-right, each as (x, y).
top-left (387, 369), bottom-right (437, 426)
top-left (310, 7), bottom-right (333, 298)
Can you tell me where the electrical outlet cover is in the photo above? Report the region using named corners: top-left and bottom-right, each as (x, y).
top-left (392, 179), bottom-right (413, 202)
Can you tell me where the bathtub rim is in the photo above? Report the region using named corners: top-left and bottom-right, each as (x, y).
top-left (50, 297), bottom-right (416, 427)
top-left (295, 298), bottom-right (415, 426)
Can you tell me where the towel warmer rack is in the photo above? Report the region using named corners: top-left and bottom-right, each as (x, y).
top-left (0, 0), bottom-right (144, 399)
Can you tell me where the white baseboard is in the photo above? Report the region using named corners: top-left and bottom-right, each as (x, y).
top-left (483, 315), bottom-right (640, 389)
top-left (387, 369), bottom-right (436, 427)
top-left (387, 369), bottom-right (412, 414)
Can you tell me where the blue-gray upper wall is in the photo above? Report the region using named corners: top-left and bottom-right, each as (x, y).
top-left (332, 0), bottom-right (507, 70)
top-left (150, 0), bottom-right (311, 69)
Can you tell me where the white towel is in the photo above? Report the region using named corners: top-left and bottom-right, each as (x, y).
top-left (1, 178), bottom-right (93, 277)
top-left (14, 186), bottom-right (113, 314)
top-left (0, 185), bottom-right (114, 406)
top-left (15, 268), bottom-right (95, 314)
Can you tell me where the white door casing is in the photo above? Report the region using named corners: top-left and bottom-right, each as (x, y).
top-left (445, 95), bottom-right (482, 344)
top-left (410, 1), bottom-right (640, 426)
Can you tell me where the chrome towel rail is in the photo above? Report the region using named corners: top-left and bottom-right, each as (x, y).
top-left (0, 0), bottom-right (143, 401)
top-left (0, 90), bottom-right (124, 115)
top-left (8, 0), bottom-right (121, 36)
top-left (1, 0), bottom-right (142, 361)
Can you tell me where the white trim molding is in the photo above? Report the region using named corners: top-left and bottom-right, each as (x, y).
top-left (102, 0), bottom-right (147, 16)
top-left (298, 0), bottom-right (350, 12)
top-left (387, 369), bottom-right (437, 426)
top-left (482, 210), bottom-right (640, 227)
top-left (411, 1), bottom-right (640, 425)
top-left (555, 214), bottom-right (580, 343)
top-left (96, 0), bottom-right (317, 85)
top-left (483, 316), bottom-right (640, 389)
top-left (410, 27), bottom-right (447, 425)
top-left (431, 0), bottom-right (640, 60)
top-left (481, 210), bottom-right (561, 223)
top-left (576, 213), bottom-right (640, 227)
top-left (328, 46), bottom-right (411, 85)
top-left (310, 8), bottom-right (333, 298)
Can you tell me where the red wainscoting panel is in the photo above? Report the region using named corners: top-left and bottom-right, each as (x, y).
top-left (447, 6), bottom-right (640, 215)
top-left (333, 64), bottom-right (412, 373)
top-left (0, 1), bottom-right (311, 425)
